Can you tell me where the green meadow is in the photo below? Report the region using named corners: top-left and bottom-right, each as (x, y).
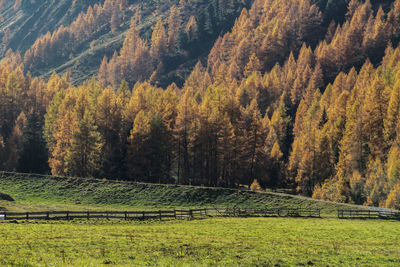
top-left (1, 172), bottom-right (399, 266)
top-left (1, 218), bottom-right (400, 266)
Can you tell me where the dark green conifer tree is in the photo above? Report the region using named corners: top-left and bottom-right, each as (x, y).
top-left (17, 113), bottom-right (50, 174)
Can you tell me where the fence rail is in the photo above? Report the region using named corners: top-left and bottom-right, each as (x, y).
top-left (217, 208), bottom-right (321, 218)
top-left (337, 209), bottom-right (400, 220)
top-left (5, 208), bottom-right (400, 221)
top-left (0, 207), bottom-right (321, 221)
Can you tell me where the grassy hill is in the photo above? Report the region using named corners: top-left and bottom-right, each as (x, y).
top-left (0, 172), bottom-right (372, 215)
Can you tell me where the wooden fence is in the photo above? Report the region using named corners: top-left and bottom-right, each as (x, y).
top-left (7, 208), bottom-right (400, 221)
top-left (337, 209), bottom-right (400, 220)
top-left (0, 207), bottom-right (321, 221)
top-left (225, 208), bottom-right (320, 218)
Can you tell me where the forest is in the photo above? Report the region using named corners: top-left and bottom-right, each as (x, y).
top-left (1, 0), bottom-right (400, 209)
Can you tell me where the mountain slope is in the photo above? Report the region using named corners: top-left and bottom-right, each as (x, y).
top-left (0, 0), bottom-right (102, 55)
top-left (1, 0), bottom-right (249, 86)
top-left (0, 0), bottom-right (395, 86)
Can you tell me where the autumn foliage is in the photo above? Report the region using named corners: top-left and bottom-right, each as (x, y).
top-left (2, 0), bottom-right (400, 209)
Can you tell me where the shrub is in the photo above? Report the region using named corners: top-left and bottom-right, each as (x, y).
top-left (0, 192), bottom-right (14, 201)
top-left (250, 179), bottom-right (262, 192)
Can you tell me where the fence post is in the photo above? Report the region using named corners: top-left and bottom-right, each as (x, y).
top-left (205, 208), bottom-right (208, 217)
top-left (47, 212), bottom-right (50, 220)
top-left (174, 209), bottom-right (177, 219)
top-left (66, 211), bottom-right (70, 220)
top-left (87, 211), bottom-right (90, 220)
top-left (125, 211), bottom-right (127, 220)
top-left (142, 211), bottom-right (145, 220)
top-left (159, 210), bottom-right (162, 221)
top-left (4, 213), bottom-right (6, 220)
top-left (26, 212), bottom-right (29, 220)
top-left (106, 211), bottom-right (109, 220)
top-left (189, 209), bottom-right (193, 219)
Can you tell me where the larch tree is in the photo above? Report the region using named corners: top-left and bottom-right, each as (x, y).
top-left (65, 112), bottom-right (103, 178)
top-left (49, 109), bottom-right (77, 176)
top-left (167, 5), bottom-right (182, 53)
top-left (384, 80), bottom-right (400, 144)
top-left (150, 19), bottom-right (168, 62)
top-left (175, 88), bottom-right (196, 184)
top-left (98, 56), bottom-right (109, 88)
top-left (240, 99), bottom-right (267, 186)
top-left (127, 110), bottom-right (151, 181)
top-left (361, 75), bottom-right (388, 161)
top-left (96, 88), bottom-right (124, 179)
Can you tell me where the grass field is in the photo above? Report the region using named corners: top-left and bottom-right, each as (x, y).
top-left (0, 217), bottom-right (399, 266)
top-left (0, 172), bottom-right (399, 266)
top-left (0, 172), bottom-right (369, 215)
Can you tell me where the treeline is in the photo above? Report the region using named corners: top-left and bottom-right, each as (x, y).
top-left (2, 0), bottom-right (400, 210)
top-left (308, 46), bottom-right (400, 208)
top-left (0, 51), bottom-right (53, 174)
top-left (44, 64), bottom-right (282, 187)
